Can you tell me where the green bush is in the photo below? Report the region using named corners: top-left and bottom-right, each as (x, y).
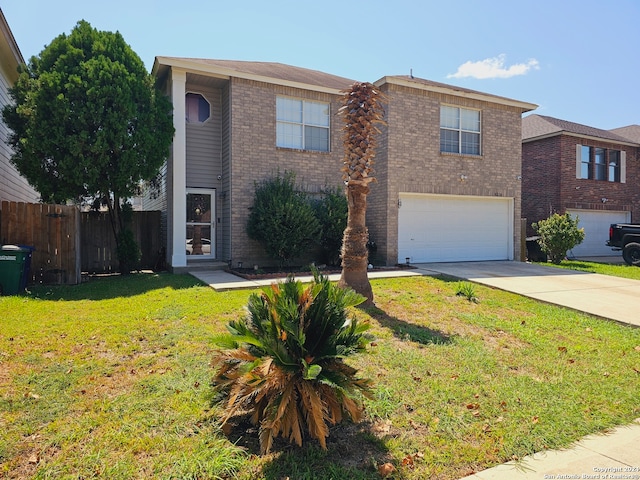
top-left (532, 213), bottom-right (585, 264)
top-left (313, 187), bottom-right (348, 266)
top-left (247, 172), bottom-right (321, 267)
top-left (211, 271), bottom-right (373, 453)
top-left (116, 228), bottom-right (141, 274)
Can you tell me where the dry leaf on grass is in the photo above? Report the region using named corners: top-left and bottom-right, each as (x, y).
top-left (378, 462), bottom-right (395, 477)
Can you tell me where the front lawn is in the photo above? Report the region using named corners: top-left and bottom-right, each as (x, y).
top-left (1, 273), bottom-right (639, 479)
top-left (544, 258), bottom-right (640, 280)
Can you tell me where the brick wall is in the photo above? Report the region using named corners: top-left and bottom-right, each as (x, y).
top-left (523, 134), bottom-right (640, 236)
top-left (228, 78), bottom-right (346, 267)
top-left (370, 82), bottom-right (524, 264)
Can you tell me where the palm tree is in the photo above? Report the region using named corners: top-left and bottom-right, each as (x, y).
top-left (212, 271), bottom-right (372, 453)
top-left (337, 82), bottom-right (386, 305)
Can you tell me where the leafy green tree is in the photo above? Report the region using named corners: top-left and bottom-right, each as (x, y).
top-left (2, 20), bottom-right (174, 273)
top-left (313, 187), bottom-right (348, 266)
top-left (532, 213), bottom-right (585, 264)
top-left (246, 171), bottom-right (321, 267)
top-left (212, 271), bottom-right (372, 453)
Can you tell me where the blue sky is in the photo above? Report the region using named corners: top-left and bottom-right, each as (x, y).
top-left (3, 0), bottom-right (639, 130)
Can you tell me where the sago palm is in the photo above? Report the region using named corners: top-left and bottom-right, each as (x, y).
top-left (211, 271), bottom-right (373, 453)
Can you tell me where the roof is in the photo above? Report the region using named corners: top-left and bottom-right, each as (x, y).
top-left (375, 75), bottom-right (537, 112)
top-left (522, 114), bottom-right (638, 145)
top-left (153, 57), bottom-right (357, 94)
top-left (609, 125), bottom-right (640, 144)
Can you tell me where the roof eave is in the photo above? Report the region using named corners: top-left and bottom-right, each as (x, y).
top-left (0, 9), bottom-right (25, 83)
top-left (153, 56), bottom-right (345, 95)
top-left (375, 75), bottom-right (538, 112)
top-left (523, 130), bottom-right (640, 147)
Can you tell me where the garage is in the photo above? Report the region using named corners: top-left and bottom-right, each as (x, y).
top-left (566, 209), bottom-right (631, 257)
top-left (398, 193), bottom-right (513, 263)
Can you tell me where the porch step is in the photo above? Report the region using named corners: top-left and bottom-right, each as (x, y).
top-left (172, 261), bottom-right (228, 274)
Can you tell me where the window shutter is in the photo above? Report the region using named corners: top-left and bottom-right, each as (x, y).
top-left (576, 144), bottom-right (582, 178)
top-left (621, 151), bottom-right (626, 183)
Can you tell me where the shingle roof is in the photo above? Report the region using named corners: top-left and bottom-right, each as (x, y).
top-left (156, 57), bottom-right (357, 92)
top-left (376, 75), bottom-right (537, 112)
top-left (609, 125), bottom-right (640, 144)
top-left (522, 114), bottom-right (633, 143)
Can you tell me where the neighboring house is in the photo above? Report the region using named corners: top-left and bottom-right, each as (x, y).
top-left (149, 57), bottom-right (536, 271)
top-left (522, 114), bottom-right (640, 257)
top-left (0, 9), bottom-right (39, 206)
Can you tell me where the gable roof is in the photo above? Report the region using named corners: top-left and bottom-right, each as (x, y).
top-left (375, 75), bottom-right (537, 112)
top-left (609, 125), bottom-right (640, 144)
top-left (153, 57), bottom-right (356, 94)
top-left (522, 114), bottom-right (637, 145)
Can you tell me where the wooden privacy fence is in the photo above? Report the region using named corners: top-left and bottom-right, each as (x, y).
top-left (80, 210), bottom-right (161, 274)
top-left (0, 201), bottom-right (81, 285)
top-left (1, 201), bottom-right (162, 285)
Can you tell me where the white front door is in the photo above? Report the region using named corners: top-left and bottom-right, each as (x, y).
top-left (186, 189), bottom-right (215, 258)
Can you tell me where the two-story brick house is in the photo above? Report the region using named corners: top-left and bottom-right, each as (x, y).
top-left (150, 57), bottom-right (536, 270)
top-left (522, 114), bottom-right (640, 257)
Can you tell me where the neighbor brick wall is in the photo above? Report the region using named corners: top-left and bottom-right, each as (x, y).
top-left (228, 77), bottom-right (347, 267)
top-left (523, 134), bottom-right (640, 236)
top-left (370, 82), bottom-right (524, 264)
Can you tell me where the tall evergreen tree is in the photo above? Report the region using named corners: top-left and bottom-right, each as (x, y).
top-left (2, 20), bottom-right (174, 272)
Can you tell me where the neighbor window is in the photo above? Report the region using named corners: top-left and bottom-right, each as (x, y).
top-left (579, 145), bottom-right (622, 182)
top-left (276, 97), bottom-right (329, 152)
top-left (440, 105), bottom-right (481, 155)
top-left (609, 150), bottom-right (621, 182)
top-left (186, 93), bottom-right (210, 124)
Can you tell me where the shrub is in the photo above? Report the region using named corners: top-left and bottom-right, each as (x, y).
top-left (532, 213), bottom-right (585, 264)
top-left (455, 281), bottom-right (478, 303)
top-left (211, 271), bottom-right (373, 453)
top-left (116, 228), bottom-right (141, 274)
top-left (246, 172), bottom-right (321, 267)
top-left (313, 187), bottom-right (348, 266)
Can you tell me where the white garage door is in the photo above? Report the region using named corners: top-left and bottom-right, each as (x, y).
top-left (398, 193), bottom-right (513, 263)
top-left (566, 209), bottom-right (631, 257)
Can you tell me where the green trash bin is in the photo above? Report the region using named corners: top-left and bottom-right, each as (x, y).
top-left (0, 245), bottom-right (30, 295)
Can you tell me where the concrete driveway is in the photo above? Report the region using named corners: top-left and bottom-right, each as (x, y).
top-left (413, 261), bottom-right (640, 327)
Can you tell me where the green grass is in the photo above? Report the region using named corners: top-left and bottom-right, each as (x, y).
top-left (543, 258), bottom-right (640, 280)
top-left (1, 272), bottom-right (639, 479)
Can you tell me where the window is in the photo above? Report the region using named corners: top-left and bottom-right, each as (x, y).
top-left (276, 97), bottom-right (329, 152)
top-left (578, 145), bottom-right (622, 182)
top-left (580, 146), bottom-right (592, 179)
top-left (186, 93), bottom-right (210, 124)
top-left (609, 150), bottom-right (620, 182)
top-left (595, 148), bottom-right (606, 180)
top-left (440, 105), bottom-right (481, 155)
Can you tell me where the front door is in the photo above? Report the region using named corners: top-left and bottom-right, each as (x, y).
top-left (186, 189), bottom-right (215, 258)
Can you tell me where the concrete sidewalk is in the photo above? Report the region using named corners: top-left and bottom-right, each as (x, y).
top-left (459, 419), bottom-right (640, 480)
top-left (190, 261), bottom-right (640, 477)
top-left (412, 261), bottom-right (640, 327)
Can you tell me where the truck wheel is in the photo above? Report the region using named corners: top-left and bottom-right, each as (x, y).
top-left (622, 242), bottom-right (640, 266)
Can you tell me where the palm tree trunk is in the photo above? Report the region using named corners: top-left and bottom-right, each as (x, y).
top-left (338, 182), bottom-right (373, 304)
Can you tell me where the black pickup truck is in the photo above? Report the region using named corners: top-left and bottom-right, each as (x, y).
top-left (607, 224), bottom-right (640, 265)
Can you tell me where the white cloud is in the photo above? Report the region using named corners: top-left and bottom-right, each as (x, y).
top-left (447, 54), bottom-right (539, 79)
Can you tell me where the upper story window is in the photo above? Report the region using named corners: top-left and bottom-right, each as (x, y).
top-left (186, 93), bottom-right (210, 124)
top-left (440, 105), bottom-right (481, 155)
top-left (579, 145), bottom-right (623, 182)
top-left (276, 97), bottom-right (330, 152)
